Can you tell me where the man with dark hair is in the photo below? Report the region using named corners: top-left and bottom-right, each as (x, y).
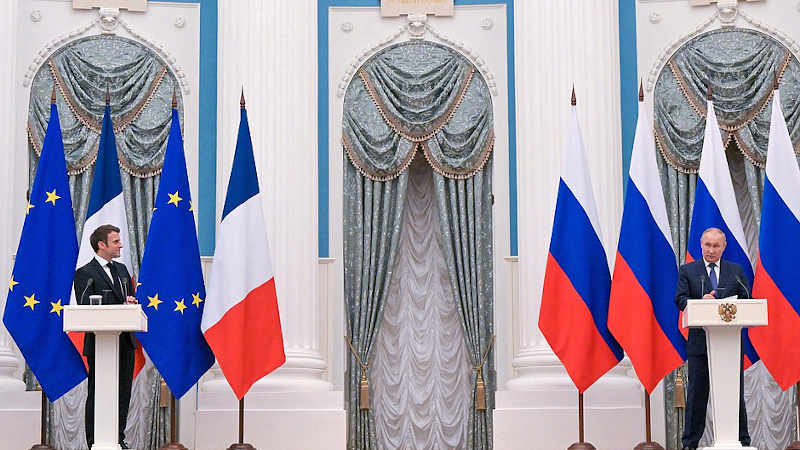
top-left (675, 227), bottom-right (751, 450)
top-left (74, 224), bottom-right (138, 449)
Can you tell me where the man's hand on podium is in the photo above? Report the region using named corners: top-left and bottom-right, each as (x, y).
top-left (703, 291), bottom-right (716, 300)
top-left (125, 296), bottom-right (139, 305)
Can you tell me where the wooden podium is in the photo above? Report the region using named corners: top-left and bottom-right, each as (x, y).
top-left (682, 299), bottom-right (767, 450)
top-left (63, 305), bottom-right (147, 450)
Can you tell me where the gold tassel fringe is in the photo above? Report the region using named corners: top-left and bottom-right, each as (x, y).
top-left (476, 369), bottom-right (486, 410)
top-left (360, 372), bottom-right (370, 410)
top-left (674, 365), bottom-right (686, 409)
top-left (159, 378), bottom-right (170, 408)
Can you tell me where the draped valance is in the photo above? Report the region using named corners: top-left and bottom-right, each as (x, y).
top-left (27, 35), bottom-right (182, 177)
top-left (342, 40), bottom-right (494, 181)
top-left (653, 28), bottom-right (800, 173)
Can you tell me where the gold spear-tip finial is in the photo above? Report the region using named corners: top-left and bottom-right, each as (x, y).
top-left (638, 79), bottom-right (644, 102)
top-left (240, 88), bottom-right (246, 109)
top-left (51, 84), bottom-right (56, 105)
top-left (571, 84), bottom-right (576, 106)
top-left (172, 88), bottom-right (177, 109)
top-left (105, 83), bottom-right (110, 106)
top-left (707, 83), bottom-right (713, 101)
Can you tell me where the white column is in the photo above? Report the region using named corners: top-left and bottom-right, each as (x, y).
top-left (508, 0), bottom-right (634, 393)
top-left (209, 0), bottom-right (331, 392)
top-left (0, 0), bottom-right (25, 394)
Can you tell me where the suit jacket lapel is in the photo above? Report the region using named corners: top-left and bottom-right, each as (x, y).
top-left (90, 258), bottom-right (123, 303)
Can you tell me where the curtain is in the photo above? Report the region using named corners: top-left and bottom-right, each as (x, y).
top-left (372, 158), bottom-right (472, 450)
top-left (653, 28), bottom-right (800, 450)
top-left (343, 40), bottom-right (495, 450)
top-left (26, 34), bottom-right (180, 450)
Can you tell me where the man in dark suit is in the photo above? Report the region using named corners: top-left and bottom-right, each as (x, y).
top-left (73, 224), bottom-right (138, 449)
top-left (675, 227), bottom-right (751, 450)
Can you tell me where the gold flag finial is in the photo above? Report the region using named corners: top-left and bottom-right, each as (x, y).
top-left (240, 88), bottom-right (246, 109)
top-left (105, 83), bottom-right (110, 106)
top-left (172, 88), bottom-right (178, 109)
top-left (707, 83), bottom-right (713, 101)
top-left (571, 84), bottom-right (577, 106)
top-left (638, 79), bottom-right (644, 102)
top-left (51, 84), bottom-right (56, 105)
top-left (773, 72), bottom-right (780, 91)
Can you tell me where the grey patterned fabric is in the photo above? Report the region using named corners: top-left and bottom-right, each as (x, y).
top-left (344, 159), bottom-right (408, 450)
top-left (654, 28), bottom-right (800, 173)
top-left (342, 40), bottom-right (493, 181)
top-left (433, 160), bottom-right (494, 450)
top-left (26, 34), bottom-right (179, 450)
top-left (654, 28), bottom-right (800, 450)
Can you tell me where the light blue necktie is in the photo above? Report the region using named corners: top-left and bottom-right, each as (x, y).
top-left (709, 263), bottom-right (718, 291)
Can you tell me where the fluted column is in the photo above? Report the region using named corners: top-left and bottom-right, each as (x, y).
top-left (0, 0), bottom-right (25, 393)
top-left (205, 0), bottom-right (332, 392)
top-left (508, 0), bottom-right (635, 392)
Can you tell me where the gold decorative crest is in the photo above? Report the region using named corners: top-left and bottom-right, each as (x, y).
top-left (718, 302), bottom-right (738, 322)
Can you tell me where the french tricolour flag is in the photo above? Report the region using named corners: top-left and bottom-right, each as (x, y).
top-left (749, 89), bottom-right (800, 390)
top-left (609, 97), bottom-right (684, 394)
top-left (686, 98), bottom-right (759, 366)
top-left (201, 99), bottom-right (286, 399)
top-left (539, 101), bottom-right (623, 393)
top-left (72, 104), bottom-right (144, 376)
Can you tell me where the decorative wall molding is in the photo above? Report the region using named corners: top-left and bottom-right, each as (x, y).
top-left (426, 23), bottom-right (498, 95)
top-left (738, 10), bottom-right (800, 54)
top-left (22, 19), bottom-right (98, 87)
top-left (335, 24), bottom-right (407, 98)
top-left (645, 12), bottom-right (717, 92)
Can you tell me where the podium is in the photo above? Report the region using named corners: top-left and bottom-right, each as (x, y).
top-left (63, 305), bottom-right (147, 450)
top-left (682, 299), bottom-right (767, 450)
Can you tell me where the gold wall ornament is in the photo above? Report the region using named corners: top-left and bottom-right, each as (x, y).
top-left (718, 302), bottom-right (738, 322)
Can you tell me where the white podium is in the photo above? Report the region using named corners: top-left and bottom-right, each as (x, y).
top-left (63, 305), bottom-right (147, 450)
top-left (682, 299), bottom-right (767, 450)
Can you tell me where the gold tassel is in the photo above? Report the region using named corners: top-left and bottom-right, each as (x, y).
top-left (475, 369), bottom-right (486, 410)
top-left (674, 365), bottom-right (686, 409)
top-left (360, 371), bottom-right (370, 410)
top-left (159, 378), bottom-right (170, 408)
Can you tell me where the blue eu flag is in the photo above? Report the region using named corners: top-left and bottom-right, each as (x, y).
top-left (136, 107), bottom-right (214, 398)
top-left (3, 102), bottom-right (87, 401)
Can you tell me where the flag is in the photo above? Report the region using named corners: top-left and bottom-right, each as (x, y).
top-left (201, 100), bottom-right (285, 400)
top-left (539, 102), bottom-right (622, 393)
top-left (135, 107), bottom-right (215, 398)
top-left (686, 98), bottom-right (759, 366)
top-left (71, 103), bottom-right (145, 377)
top-left (609, 97), bottom-right (684, 394)
top-left (3, 100), bottom-right (87, 400)
top-left (749, 89), bottom-right (800, 390)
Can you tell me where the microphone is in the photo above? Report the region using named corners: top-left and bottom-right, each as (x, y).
top-left (736, 276), bottom-right (752, 299)
top-left (80, 278), bottom-right (94, 305)
top-left (700, 275), bottom-right (705, 297)
top-left (122, 277), bottom-right (129, 299)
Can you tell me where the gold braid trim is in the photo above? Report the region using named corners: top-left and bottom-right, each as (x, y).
top-left (342, 134), bottom-right (418, 182)
top-left (669, 60), bottom-right (706, 118)
top-left (359, 65), bottom-right (475, 143)
top-left (113, 65), bottom-right (168, 133)
top-left (50, 59), bottom-right (102, 133)
top-left (421, 130), bottom-right (494, 180)
top-left (27, 120), bottom-right (98, 175)
top-left (653, 125), bottom-right (699, 174)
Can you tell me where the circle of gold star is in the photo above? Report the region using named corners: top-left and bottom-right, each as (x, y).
top-left (45, 189), bottom-right (61, 205)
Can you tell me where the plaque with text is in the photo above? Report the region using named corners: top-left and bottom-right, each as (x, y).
top-left (381, 0), bottom-right (454, 17)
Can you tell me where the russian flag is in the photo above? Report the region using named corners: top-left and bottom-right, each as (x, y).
top-left (201, 96), bottom-right (286, 399)
top-left (686, 98), bottom-right (759, 366)
top-left (539, 101), bottom-right (623, 393)
top-left (748, 89), bottom-right (800, 390)
top-left (609, 96), bottom-right (684, 394)
top-left (72, 102), bottom-right (145, 377)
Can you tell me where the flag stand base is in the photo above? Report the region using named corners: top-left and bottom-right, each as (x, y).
top-left (29, 445), bottom-right (56, 450)
top-left (159, 443), bottom-right (188, 450)
top-left (633, 442), bottom-right (665, 450)
top-left (786, 442), bottom-right (800, 449)
top-left (226, 444), bottom-right (256, 450)
top-left (567, 443), bottom-right (596, 450)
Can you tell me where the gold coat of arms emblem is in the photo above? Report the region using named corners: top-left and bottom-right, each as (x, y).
top-left (718, 302), bottom-right (738, 322)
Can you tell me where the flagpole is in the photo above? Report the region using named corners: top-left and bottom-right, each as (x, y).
top-left (226, 396), bottom-right (255, 450)
top-left (28, 389), bottom-right (56, 450)
top-left (632, 389), bottom-right (665, 450)
top-left (787, 382), bottom-right (800, 450)
top-left (567, 391), bottom-right (596, 450)
top-left (158, 389), bottom-right (187, 450)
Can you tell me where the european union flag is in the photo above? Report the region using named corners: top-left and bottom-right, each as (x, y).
top-left (3, 101), bottom-right (87, 401)
top-left (136, 107), bottom-right (214, 398)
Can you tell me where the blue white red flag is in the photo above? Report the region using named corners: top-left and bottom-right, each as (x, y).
top-left (749, 89), bottom-right (800, 390)
top-left (3, 101), bottom-right (87, 400)
top-left (201, 100), bottom-right (285, 400)
top-left (609, 97), bottom-right (684, 393)
top-left (686, 98), bottom-right (759, 366)
top-left (539, 103), bottom-right (623, 393)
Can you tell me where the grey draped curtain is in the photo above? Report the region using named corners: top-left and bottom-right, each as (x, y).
top-left (653, 28), bottom-right (800, 450)
top-left (26, 34), bottom-right (181, 450)
top-left (343, 40), bottom-right (494, 450)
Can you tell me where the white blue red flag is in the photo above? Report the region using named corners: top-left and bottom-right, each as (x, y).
top-left (539, 102), bottom-right (623, 393)
top-left (609, 97), bottom-right (684, 393)
top-left (749, 89), bottom-right (800, 390)
top-left (201, 98), bottom-right (285, 399)
top-left (686, 98), bottom-right (759, 366)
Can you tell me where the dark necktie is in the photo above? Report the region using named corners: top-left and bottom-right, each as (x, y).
top-left (709, 263), bottom-right (718, 291)
top-left (107, 262), bottom-right (121, 292)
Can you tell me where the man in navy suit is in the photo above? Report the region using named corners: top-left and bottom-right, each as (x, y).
top-left (675, 227), bottom-right (751, 450)
top-left (73, 224), bottom-right (138, 449)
